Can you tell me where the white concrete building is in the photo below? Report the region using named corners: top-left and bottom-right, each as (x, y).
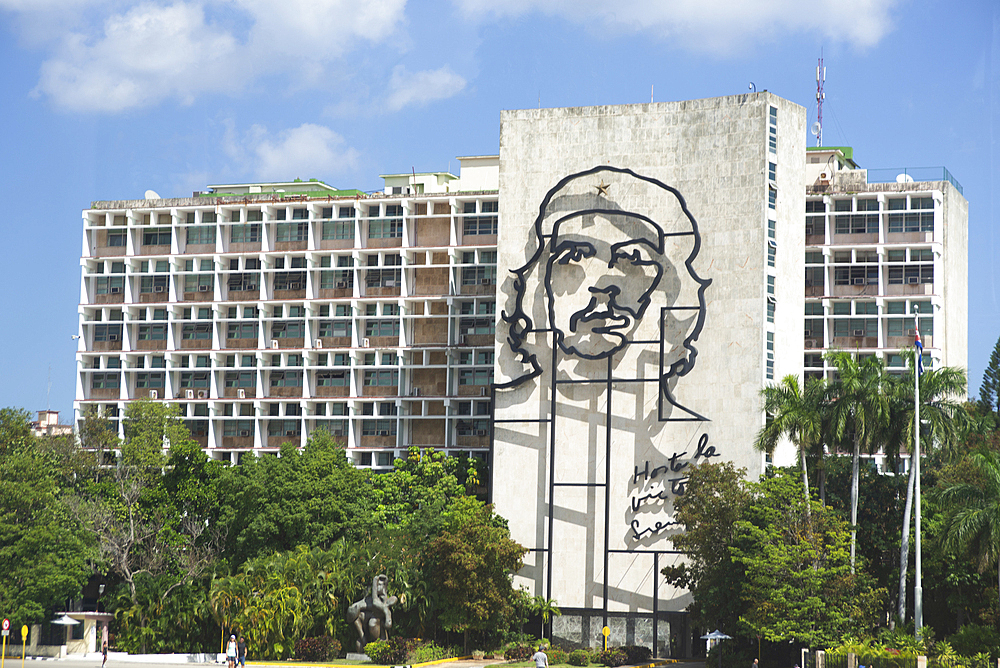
top-left (75, 161), bottom-right (499, 469)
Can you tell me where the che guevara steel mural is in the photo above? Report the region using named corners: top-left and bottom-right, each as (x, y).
top-left (494, 165), bottom-right (716, 560)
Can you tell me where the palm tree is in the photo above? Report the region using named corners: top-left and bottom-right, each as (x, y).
top-left (754, 375), bottom-right (829, 519)
top-left (882, 358), bottom-right (967, 623)
top-left (936, 446), bottom-right (1000, 630)
top-left (827, 352), bottom-right (893, 573)
top-left (530, 596), bottom-right (561, 640)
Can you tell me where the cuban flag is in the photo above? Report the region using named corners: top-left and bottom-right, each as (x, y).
top-left (915, 330), bottom-right (924, 376)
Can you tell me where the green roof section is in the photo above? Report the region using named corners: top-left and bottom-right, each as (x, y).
top-left (807, 146), bottom-right (859, 169)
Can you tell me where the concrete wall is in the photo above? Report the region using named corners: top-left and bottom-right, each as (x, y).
top-left (492, 93), bottom-right (806, 631)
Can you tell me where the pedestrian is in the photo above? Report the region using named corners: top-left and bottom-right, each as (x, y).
top-left (752, 659), bottom-right (759, 668)
top-left (237, 636), bottom-right (247, 668)
top-left (226, 635), bottom-right (238, 668)
top-left (532, 645), bottom-right (548, 668)
top-left (101, 625), bottom-right (109, 667)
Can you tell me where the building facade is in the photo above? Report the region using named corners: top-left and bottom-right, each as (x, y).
top-left (492, 93), bottom-right (806, 653)
top-left (802, 148), bottom-right (967, 382)
top-left (75, 161), bottom-right (499, 469)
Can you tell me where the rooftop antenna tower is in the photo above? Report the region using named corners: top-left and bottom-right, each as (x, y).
top-left (815, 53), bottom-right (826, 147)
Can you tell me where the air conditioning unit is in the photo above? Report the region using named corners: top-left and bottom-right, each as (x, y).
top-left (271, 339), bottom-right (279, 349)
top-left (377, 430), bottom-right (389, 436)
top-left (820, 171), bottom-right (830, 180)
top-left (331, 430), bottom-right (344, 436)
top-left (246, 284), bottom-right (257, 290)
top-left (480, 278), bottom-right (491, 285)
top-left (908, 276), bottom-right (920, 284)
top-left (335, 281), bottom-right (348, 289)
top-left (804, 329), bottom-right (812, 337)
top-left (154, 285), bottom-right (165, 293)
top-left (108, 334), bottom-right (119, 341)
top-left (362, 337), bottom-right (371, 347)
top-left (852, 277), bottom-right (865, 285)
top-left (384, 280), bottom-right (396, 287)
top-left (239, 430), bottom-right (250, 437)
top-left (853, 329), bottom-right (865, 337)
top-left (109, 286), bottom-right (121, 294)
top-left (149, 389), bottom-right (158, 399)
top-left (195, 390), bottom-right (207, 399)
top-left (315, 339), bottom-right (323, 349)
top-left (475, 430), bottom-right (487, 436)
top-left (285, 431), bottom-right (295, 436)
top-left (289, 283), bottom-right (302, 290)
top-left (805, 339), bottom-right (818, 349)
top-left (907, 329), bottom-right (917, 336)
top-left (480, 387), bottom-right (488, 397)
top-left (238, 388), bottom-right (246, 399)
top-left (185, 389), bottom-right (195, 399)
top-left (198, 285), bottom-right (210, 292)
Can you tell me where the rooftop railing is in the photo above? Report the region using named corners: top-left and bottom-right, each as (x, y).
top-left (867, 167), bottom-right (963, 195)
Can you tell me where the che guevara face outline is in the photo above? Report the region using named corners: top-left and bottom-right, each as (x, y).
top-left (543, 211), bottom-right (666, 360)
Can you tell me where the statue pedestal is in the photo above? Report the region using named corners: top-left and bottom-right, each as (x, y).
top-left (346, 653), bottom-right (371, 661)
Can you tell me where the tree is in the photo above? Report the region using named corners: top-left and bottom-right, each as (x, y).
top-left (733, 470), bottom-right (886, 647)
top-left (663, 461), bottom-right (753, 631)
top-left (75, 401), bottom-right (223, 652)
top-left (936, 446), bottom-right (1000, 630)
top-left (529, 596), bottom-right (562, 640)
top-left (0, 408), bottom-right (92, 623)
top-left (755, 375), bottom-right (829, 518)
top-left (882, 359), bottom-right (967, 623)
top-left (980, 335), bottom-right (1000, 415)
top-left (827, 352), bottom-right (893, 573)
top-left (423, 496), bottom-right (527, 648)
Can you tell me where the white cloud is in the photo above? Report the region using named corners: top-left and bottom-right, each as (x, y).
top-left (20, 0), bottom-right (408, 112)
top-left (34, 2), bottom-right (241, 111)
top-left (453, 0), bottom-right (899, 54)
top-left (250, 123), bottom-right (359, 181)
top-left (386, 65), bottom-right (466, 111)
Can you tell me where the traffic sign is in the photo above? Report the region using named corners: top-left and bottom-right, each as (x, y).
top-left (1, 620), bottom-right (8, 631)
top-left (21, 626), bottom-right (27, 641)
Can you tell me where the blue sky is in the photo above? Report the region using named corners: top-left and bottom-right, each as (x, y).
top-left (0, 0), bottom-right (997, 420)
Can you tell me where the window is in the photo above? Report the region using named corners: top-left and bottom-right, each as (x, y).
top-left (267, 420), bottom-right (301, 437)
top-left (365, 256), bottom-right (401, 288)
top-left (184, 274), bottom-right (213, 293)
top-left (276, 222), bottom-right (309, 242)
top-left (805, 252), bottom-right (824, 264)
top-left (768, 162), bottom-right (777, 182)
top-left (182, 323), bottom-right (212, 340)
top-left (139, 276), bottom-right (169, 294)
top-left (834, 211), bottom-right (879, 234)
top-left (292, 208), bottom-right (308, 220)
top-left (142, 228), bottom-right (171, 246)
top-left (361, 420), bottom-right (396, 436)
top-left (804, 303), bottom-right (823, 316)
top-left (228, 273), bottom-right (259, 292)
top-left (230, 224), bottom-right (262, 243)
top-left (274, 272), bottom-right (306, 291)
top-left (768, 106), bottom-right (777, 153)
top-left (96, 276), bottom-right (125, 294)
top-left (368, 207), bottom-right (403, 239)
top-left (137, 324), bottom-right (167, 341)
top-left (323, 220), bottom-right (354, 240)
top-left (364, 369), bottom-right (399, 386)
top-left (768, 187), bottom-right (776, 210)
top-left (767, 275), bottom-right (775, 295)
top-left (463, 201), bottom-right (499, 235)
top-left (93, 324), bottom-right (123, 342)
top-left (805, 201), bottom-right (826, 213)
top-left (855, 301), bottom-right (877, 315)
top-left (107, 230), bottom-right (126, 247)
top-left (91, 372), bottom-right (120, 389)
top-left (135, 372), bottom-right (165, 388)
top-left (227, 322), bottom-right (258, 339)
top-left (270, 371), bottom-right (303, 387)
top-left (459, 317), bottom-right (495, 336)
top-left (766, 331), bottom-right (774, 380)
top-left (766, 300), bottom-right (775, 324)
top-left (832, 319), bottom-right (876, 338)
top-left (888, 209), bottom-right (934, 233)
top-left (887, 265), bottom-right (934, 285)
top-left (459, 368), bottom-right (493, 385)
top-left (834, 266), bottom-right (879, 286)
top-left (179, 371), bottom-right (210, 388)
top-left (316, 370), bottom-right (349, 387)
top-left (186, 226), bottom-right (216, 245)
top-left (461, 251), bottom-right (497, 285)
top-left (272, 321), bottom-right (305, 338)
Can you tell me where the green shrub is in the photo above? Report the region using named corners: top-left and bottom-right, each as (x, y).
top-left (568, 649), bottom-right (591, 666)
top-left (948, 624), bottom-right (1000, 660)
top-left (408, 641), bottom-right (449, 663)
top-left (595, 648), bottom-right (627, 667)
top-left (294, 636), bottom-right (340, 661)
top-left (548, 647), bottom-right (568, 665)
top-left (505, 643), bottom-right (534, 662)
top-left (622, 646), bottom-right (651, 664)
top-left (365, 638), bottom-right (411, 664)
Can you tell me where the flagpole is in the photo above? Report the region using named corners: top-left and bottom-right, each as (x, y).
top-left (914, 332), bottom-right (923, 637)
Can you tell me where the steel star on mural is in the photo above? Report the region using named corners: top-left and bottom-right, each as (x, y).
top-left (594, 179), bottom-right (610, 196)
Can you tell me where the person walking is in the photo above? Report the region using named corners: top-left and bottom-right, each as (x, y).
top-left (237, 636), bottom-right (247, 668)
top-left (752, 659), bottom-right (759, 668)
top-left (226, 635), bottom-right (238, 668)
top-left (532, 646), bottom-right (548, 668)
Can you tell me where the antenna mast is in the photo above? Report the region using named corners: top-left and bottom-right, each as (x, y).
top-left (815, 54), bottom-right (825, 147)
